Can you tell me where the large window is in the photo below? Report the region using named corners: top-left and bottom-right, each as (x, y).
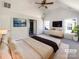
top-left (44, 20), bottom-right (50, 30)
top-left (64, 18), bottom-right (77, 33)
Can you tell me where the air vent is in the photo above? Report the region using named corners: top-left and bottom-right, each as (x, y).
top-left (4, 2), bottom-right (11, 8)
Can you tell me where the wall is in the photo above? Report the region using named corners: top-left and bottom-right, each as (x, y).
top-left (0, 11), bottom-right (30, 40)
top-left (0, 0), bottom-right (43, 40)
top-left (37, 19), bottom-right (43, 34)
top-left (44, 7), bottom-right (79, 32)
top-left (0, 0), bottom-right (42, 18)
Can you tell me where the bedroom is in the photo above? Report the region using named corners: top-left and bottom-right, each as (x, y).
top-left (0, 0), bottom-right (79, 59)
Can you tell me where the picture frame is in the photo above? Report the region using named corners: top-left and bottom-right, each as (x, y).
top-left (13, 18), bottom-right (27, 27)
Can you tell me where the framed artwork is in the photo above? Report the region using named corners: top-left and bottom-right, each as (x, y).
top-left (13, 18), bottom-right (27, 27)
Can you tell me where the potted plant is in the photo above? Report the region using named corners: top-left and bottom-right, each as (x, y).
top-left (72, 25), bottom-right (79, 41)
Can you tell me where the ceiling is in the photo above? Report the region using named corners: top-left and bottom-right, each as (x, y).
top-left (1, 0), bottom-right (79, 19)
top-left (14, 0), bottom-right (79, 18)
top-left (60, 0), bottom-right (79, 11)
top-left (28, 0), bottom-right (79, 13)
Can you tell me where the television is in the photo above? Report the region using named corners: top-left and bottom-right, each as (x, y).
top-left (52, 21), bottom-right (62, 27)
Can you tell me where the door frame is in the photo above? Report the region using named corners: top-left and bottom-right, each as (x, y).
top-left (29, 19), bottom-right (37, 36)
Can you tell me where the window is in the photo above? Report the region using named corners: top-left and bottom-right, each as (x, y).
top-left (44, 20), bottom-right (50, 30)
top-left (64, 18), bottom-right (77, 33)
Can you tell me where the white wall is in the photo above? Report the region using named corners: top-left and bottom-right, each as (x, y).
top-left (44, 7), bottom-right (79, 30)
top-left (37, 19), bottom-right (43, 34)
top-left (0, 0), bottom-right (43, 40)
top-left (0, 12), bottom-right (30, 40)
top-left (0, 0), bottom-right (42, 18)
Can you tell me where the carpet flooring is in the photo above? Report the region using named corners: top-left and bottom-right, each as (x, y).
top-left (62, 39), bottom-right (79, 59)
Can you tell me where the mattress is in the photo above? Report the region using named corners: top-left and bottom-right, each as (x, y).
top-left (36, 34), bottom-right (61, 46)
top-left (23, 37), bottom-right (54, 59)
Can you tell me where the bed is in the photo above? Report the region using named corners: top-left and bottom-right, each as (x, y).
top-left (23, 37), bottom-right (54, 59)
top-left (31, 36), bottom-right (59, 53)
top-left (0, 38), bottom-right (42, 59)
top-left (0, 36), bottom-right (58, 59)
top-left (10, 37), bottom-right (56, 59)
top-left (35, 34), bottom-right (69, 59)
top-left (0, 29), bottom-right (58, 59)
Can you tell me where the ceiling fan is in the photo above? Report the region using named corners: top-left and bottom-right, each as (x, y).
top-left (35, 0), bottom-right (54, 8)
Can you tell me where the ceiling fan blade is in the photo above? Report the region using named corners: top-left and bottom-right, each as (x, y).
top-left (42, 0), bottom-right (46, 3)
top-left (35, 2), bottom-right (42, 4)
top-left (45, 2), bottom-right (54, 4)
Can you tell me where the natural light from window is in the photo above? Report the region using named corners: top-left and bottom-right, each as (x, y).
top-left (44, 20), bottom-right (50, 30)
top-left (64, 18), bottom-right (77, 33)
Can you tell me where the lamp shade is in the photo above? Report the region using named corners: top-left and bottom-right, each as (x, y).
top-left (0, 29), bottom-right (8, 34)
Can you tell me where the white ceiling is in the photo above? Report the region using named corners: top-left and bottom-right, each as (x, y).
top-left (28, 0), bottom-right (60, 12)
top-left (1, 0), bottom-right (79, 19)
top-left (12, 0), bottom-right (78, 18)
top-left (60, 0), bottom-right (79, 11)
top-left (28, 0), bottom-right (79, 13)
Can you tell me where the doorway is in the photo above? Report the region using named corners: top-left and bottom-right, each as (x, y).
top-left (29, 19), bottom-right (37, 36)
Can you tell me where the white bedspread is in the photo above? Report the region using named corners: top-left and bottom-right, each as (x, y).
top-left (15, 40), bottom-right (42, 59)
top-left (0, 36), bottom-right (54, 59)
top-left (13, 37), bottom-right (54, 59)
top-left (23, 37), bottom-right (54, 59)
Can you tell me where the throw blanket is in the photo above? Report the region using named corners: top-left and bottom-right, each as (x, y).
top-left (32, 36), bottom-right (59, 53)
